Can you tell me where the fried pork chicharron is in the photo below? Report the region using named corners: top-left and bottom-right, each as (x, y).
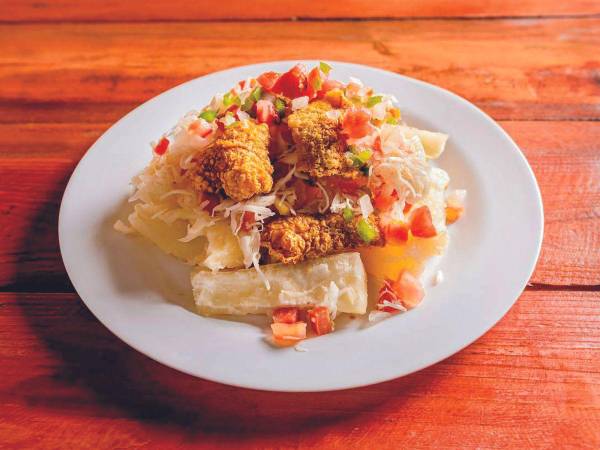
top-left (261, 213), bottom-right (384, 264)
top-left (287, 101), bottom-right (356, 178)
top-left (189, 121), bottom-right (273, 202)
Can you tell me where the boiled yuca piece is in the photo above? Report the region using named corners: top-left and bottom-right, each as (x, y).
top-left (128, 204), bottom-right (208, 266)
top-left (128, 204), bottom-right (244, 270)
top-left (192, 252), bottom-right (367, 316)
top-left (398, 125), bottom-right (448, 159)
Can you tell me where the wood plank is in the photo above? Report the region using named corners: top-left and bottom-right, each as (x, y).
top-left (0, 291), bottom-right (598, 449)
top-left (1, 19), bottom-right (599, 122)
top-left (0, 121), bottom-right (598, 290)
top-left (4, 0), bottom-right (600, 22)
top-left (501, 121), bottom-right (600, 286)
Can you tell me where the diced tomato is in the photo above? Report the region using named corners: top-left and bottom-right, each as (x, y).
top-left (257, 71), bottom-right (280, 91)
top-left (377, 279), bottom-right (402, 312)
top-left (373, 188), bottom-right (398, 211)
top-left (306, 67), bottom-right (323, 99)
top-left (188, 119), bottom-right (212, 138)
top-left (322, 175), bottom-right (368, 194)
top-left (390, 271), bottom-right (425, 309)
top-left (201, 193), bottom-right (220, 213)
top-left (293, 179), bottom-right (323, 208)
top-left (256, 100), bottom-right (277, 124)
top-left (384, 221), bottom-right (409, 244)
top-left (373, 135), bottom-right (382, 153)
top-left (410, 205), bottom-right (437, 238)
top-left (445, 206), bottom-right (464, 225)
top-left (272, 307), bottom-right (299, 324)
top-left (317, 78), bottom-right (344, 98)
top-left (240, 212), bottom-right (255, 232)
top-left (307, 307), bottom-right (333, 335)
top-left (272, 64), bottom-right (307, 99)
top-left (271, 322), bottom-right (307, 345)
top-left (154, 137), bottom-right (169, 155)
top-left (269, 124), bottom-right (293, 158)
top-left (225, 104), bottom-right (240, 115)
top-left (403, 202), bottom-right (412, 214)
top-left (342, 108), bottom-right (372, 139)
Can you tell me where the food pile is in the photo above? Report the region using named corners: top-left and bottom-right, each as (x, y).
top-left (115, 62), bottom-right (465, 346)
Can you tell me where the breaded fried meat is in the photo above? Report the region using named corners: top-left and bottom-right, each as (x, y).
top-left (189, 121), bottom-right (273, 202)
top-left (261, 213), bottom-right (384, 264)
top-left (287, 101), bottom-right (356, 178)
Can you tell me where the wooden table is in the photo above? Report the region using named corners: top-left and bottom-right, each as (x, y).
top-left (1, 1), bottom-right (599, 448)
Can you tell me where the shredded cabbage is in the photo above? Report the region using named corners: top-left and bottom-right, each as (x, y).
top-left (358, 194), bottom-right (374, 219)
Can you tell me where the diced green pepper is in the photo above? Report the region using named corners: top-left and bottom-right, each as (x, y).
top-left (274, 98), bottom-right (286, 118)
top-left (355, 149), bottom-right (372, 164)
top-left (311, 75), bottom-right (323, 92)
top-left (385, 117), bottom-right (399, 125)
top-left (356, 218), bottom-right (378, 244)
top-left (223, 92), bottom-right (241, 107)
top-left (241, 87), bottom-right (263, 112)
top-left (342, 207), bottom-right (354, 222)
top-left (349, 148), bottom-right (373, 168)
top-left (319, 61), bottom-right (332, 75)
top-left (366, 95), bottom-right (383, 107)
top-left (251, 86), bottom-right (263, 102)
top-left (199, 110), bottom-right (217, 122)
top-left (241, 98), bottom-right (253, 112)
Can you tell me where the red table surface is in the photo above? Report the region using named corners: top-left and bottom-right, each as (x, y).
top-left (1, 1), bottom-right (599, 448)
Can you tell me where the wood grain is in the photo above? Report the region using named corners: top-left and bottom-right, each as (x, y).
top-left (501, 121), bottom-right (600, 286)
top-left (4, 0), bottom-right (600, 22)
top-left (1, 19), bottom-right (599, 123)
top-left (0, 290), bottom-right (598, 449)
top-left (1, 121), bottom-right (598, 291)
top-left (1, 4), bottom-right (599, 447)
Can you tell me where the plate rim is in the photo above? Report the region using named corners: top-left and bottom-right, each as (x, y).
top-left (59, 60), bottom-right (544, 392)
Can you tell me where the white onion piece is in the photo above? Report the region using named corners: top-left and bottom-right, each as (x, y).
top-left (446, 189), bottom-right (467, 209)
top-left (358, 194), bottom-right (374, 219)
top-left (291, 96), bottom-right (309, 111)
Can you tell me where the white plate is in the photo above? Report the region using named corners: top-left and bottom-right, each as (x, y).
top-left (59, 61), bottom-right (543, 392)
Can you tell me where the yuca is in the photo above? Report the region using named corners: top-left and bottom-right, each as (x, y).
top-left (192, 252), bottom-right (368, 316)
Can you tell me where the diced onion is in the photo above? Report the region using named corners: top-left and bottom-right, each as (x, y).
top-left (236, 110), bottom-right (251, 121)
top-left (348, 76), bottom-right (364, 87)
top-left (371, 99), bottom-right (389, 121)
top-left (291, 96), bottom-right (309, 111)
top-left (358, 194), bottom-right (374, 219)
top-left (221, 114), bottom-right (236, 127)
top-left (330, 193), bottom-right (353, 213)
top-left (325, 109), bottom-right (342, 121)
top-left (446, 189), bottom-right (467, 209)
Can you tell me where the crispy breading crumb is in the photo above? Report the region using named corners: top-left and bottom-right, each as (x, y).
top-left (287, 101), bottom-right (357, 178)
top-left (189, 121), bottom-right (273, 201)
top-left (261, 213), bottom-right (384, 264)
